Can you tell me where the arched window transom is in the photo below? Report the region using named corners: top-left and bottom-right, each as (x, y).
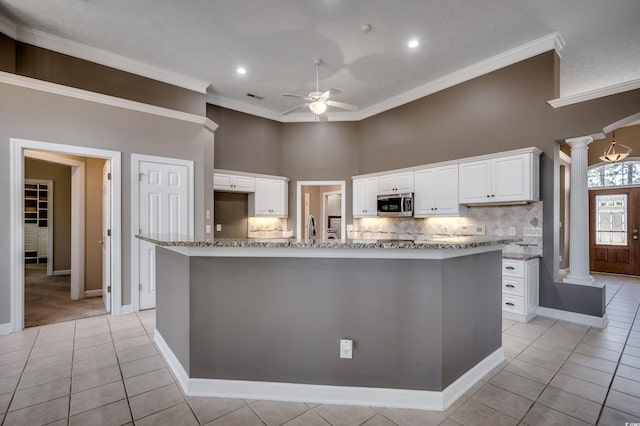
top-left (588, 161), bottom-right (640, 188)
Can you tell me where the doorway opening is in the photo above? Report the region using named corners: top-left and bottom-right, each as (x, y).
top-left (296, 181), bottom-right (346, 242)
top-left (10, 138), bottom-right (122, 332)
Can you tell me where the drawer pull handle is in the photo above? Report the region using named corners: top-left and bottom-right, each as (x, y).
top-left (505, 302), bottom-right (515, 307)
top-left (506, 284), bottom-right (515, 288)
top-left (505, 266), bottom-right (515, 270)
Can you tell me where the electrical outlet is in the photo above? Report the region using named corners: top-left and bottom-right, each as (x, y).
top-left (440, 226), bottom-right (449, 234)
top-left (205, 224), bottom-right (212, 234)
top-left (206, 210), bottom-right (211, 220)
top-left (509, 227), bottom-right (516, 236)
top-left (216, 224), bottom-right (222, 232)
top-left (340, 339), bottom-right (353, 359)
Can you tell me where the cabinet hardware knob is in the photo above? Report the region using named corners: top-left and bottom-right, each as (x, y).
top-left (506, 266), bottom-right (515, 270)
top-left (434, 207), bottom-right (437, 210)
top-left (506, 284), bottom-right (514, 288)
top-left (487, 195), bottom-right (490, 198)
top-left (491, 194), bottom-right (495, 197)
top-left (505, 302), bottom-right (515, 307)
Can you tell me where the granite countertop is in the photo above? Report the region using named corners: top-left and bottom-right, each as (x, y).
top-left (136, 234), bottom-right (518, 250)
top-left (502, 253), bottom-right (542, 261)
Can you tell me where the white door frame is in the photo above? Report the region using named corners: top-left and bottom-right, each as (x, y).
top-left (24, 150), bottom-right (85, 297)
top-left (10, 138), bottom-right (122, 332)
top-left (296, 181), bottom-right (346, 242)
top-left (131, 153), bottom-right (194, 312)
top-left (24, 178), bottom-right (54, 276)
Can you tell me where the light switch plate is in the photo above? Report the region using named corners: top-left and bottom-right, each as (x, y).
top-left (340, 339), bottom-right (353, 359)
top-left (216, 224), bottom-right (222, 232)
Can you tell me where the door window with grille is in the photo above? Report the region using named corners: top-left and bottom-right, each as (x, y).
top-left (595, 194), bottom-right (627, 246)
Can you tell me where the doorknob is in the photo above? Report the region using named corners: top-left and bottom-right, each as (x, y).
top-left (99, 240), bottom-right (104, 245)
top-left (633, 229), bottom-right (638, 240)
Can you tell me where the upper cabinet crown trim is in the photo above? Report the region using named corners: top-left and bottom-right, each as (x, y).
top-left (213, 169), bottom-right (289, 182)
top-left (353, 147), bottom-right (542, 180)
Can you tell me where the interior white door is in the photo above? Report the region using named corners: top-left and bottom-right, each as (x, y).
top-left (102, 160), bottom-right (111, 313)
top-left (138, 160), bottom-right (189, 309)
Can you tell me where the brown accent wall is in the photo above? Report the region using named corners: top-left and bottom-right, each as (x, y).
top-left (213, 192), bottom-right (248, 238)
top-left (15, 43), bottom-right (204, 115)
top-left (0, 32), bottom-right (16, 73)
top-left (25, 158), bottom-right (72, 272)
top-left (207, 104), bottom-right (283, 175)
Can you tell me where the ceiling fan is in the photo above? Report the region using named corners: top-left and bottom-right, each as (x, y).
top-left (281, 58), bottom-right (358, 122)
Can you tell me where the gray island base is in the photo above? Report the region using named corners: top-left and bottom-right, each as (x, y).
top-left (149, 238), bottom-right (506, 411)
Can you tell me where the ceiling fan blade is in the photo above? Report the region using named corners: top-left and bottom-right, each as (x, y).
top-left (326, 100), bottom-right (359, 111)
top-left (318, 112), bottom-right (328, 122)
top-left (320, 88), bottom-right (341, 100)
top-left (282, 103), bottom-right (309, 115)
top-left (281, 93), bottom-right (309, 99)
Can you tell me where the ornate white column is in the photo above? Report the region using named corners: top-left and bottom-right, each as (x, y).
top-left (564, 136), bottom-right (595, 285)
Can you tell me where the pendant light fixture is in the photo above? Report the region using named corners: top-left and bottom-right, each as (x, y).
top-left (599, 130), bottom-right (632, 163)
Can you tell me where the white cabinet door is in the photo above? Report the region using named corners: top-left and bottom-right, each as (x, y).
top-left (378, 172), bottom-right (414, 194)
top-left (458, 160), bottom-right (492, 203)
top-left (415, 165), bottom-right (459, 216)
top-left (492, 154), bottom-right (531, 203)
top-left (253, 178), bottom-right (288, 217)
top-left (326, 194), bottom-right (341, 216)
top-left (214, 173), bottom-right (255, 192)
top-left (414, 168), bottom-right (436, 216)
top-left (433, 165), bottom-right (459, 215)
top-left (353, 177), bottom-right (378, 217)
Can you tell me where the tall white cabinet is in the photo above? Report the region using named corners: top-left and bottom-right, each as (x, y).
top-left (252, 178), bottom-right (288, 217)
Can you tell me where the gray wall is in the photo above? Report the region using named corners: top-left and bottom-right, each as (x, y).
top-left (213, 192), bottom-right (248, 239)
top-left (0, 82), bottom-right (214, 322)
top-left (25, 158), bottom-right (72, 272)
top-left (208, 104), bottom-right (283, 175)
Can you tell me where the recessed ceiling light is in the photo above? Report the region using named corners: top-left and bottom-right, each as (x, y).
top-left (236, 67), bottom-right (247, 75)
top-left (408, 39), bottom-right (419, 49)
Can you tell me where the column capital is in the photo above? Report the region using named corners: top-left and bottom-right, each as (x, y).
top-left (565, 136), bottom-right (593, 149)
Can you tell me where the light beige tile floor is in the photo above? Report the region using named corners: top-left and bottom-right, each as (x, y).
top-left (1, 273), bottom-right (640, 425)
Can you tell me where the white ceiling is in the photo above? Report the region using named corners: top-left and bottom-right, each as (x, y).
top-left (1, 0), bottom-right (639, 121)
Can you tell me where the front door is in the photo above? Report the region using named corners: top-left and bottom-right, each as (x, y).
top-left (138, 160), bottom-right (190, 310)
top-left (589, 187), bottom-right (640, 275)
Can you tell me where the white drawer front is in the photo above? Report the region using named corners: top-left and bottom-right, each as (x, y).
top-left (502, 260), bottom-right (524, 277)
top-left (503, 277), bottom-right (524, 296)
top-left (502, 295), bottom-right (525, 314)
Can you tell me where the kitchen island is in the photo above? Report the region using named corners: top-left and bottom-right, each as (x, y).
top-left (140, 235), bottom-right (513, 410)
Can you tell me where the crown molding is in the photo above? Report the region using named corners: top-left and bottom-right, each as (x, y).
top-left (548, 78), bottom-right (640, 108)
top-left (0, 13), bottom-right (209, 94)
top-left (0, 71), bottom-right (215, 129)
top-left (210, 32), bottom-right (564, 123)
top-left (356, 32), bottom-right (564, 120)
top-left (0, 13), bottom-right (18, 39)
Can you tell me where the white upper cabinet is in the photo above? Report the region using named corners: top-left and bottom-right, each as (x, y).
top-left (458, 150), bottom-right (540, 204)
top-left (213, 172), bottom-right (255, 192)
top-left (326, 194), bottom-right (342, 217)
top-left (252, 177), bottom-right (288, 217)
top-left (378, 172), bottom-right (414, 195)
top-left (352, 177), bottom-right (379, 217)
top-left (414, 165), bottom-right (459, 217)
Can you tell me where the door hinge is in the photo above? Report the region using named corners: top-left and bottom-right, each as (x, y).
top-left (139, 172), bottom-right (145, 181)
top-left (107, 172), bottom-right (111, 180)
top-left (107, 229), bottom-right (111, 237)
top-left (107, 285), bottom-right (111, 293)
top-left (139, 283), bottom-right (143, 291)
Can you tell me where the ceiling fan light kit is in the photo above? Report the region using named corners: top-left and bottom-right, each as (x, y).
top-left (281, 58), bottom-right (358, 121)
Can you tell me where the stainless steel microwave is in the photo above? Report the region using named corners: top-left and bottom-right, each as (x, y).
top-left (377, 193), bottom-right (414, 217)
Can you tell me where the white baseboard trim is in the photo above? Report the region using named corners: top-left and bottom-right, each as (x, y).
top-left (119, 304), bottom-right (134, 314)
top-left (52, 269), bottom-right (71, 276)
top-left (154, 330), bottom-right (503, 411)
top-left (0, 322), bottom-right (11, 335)
top-left (84, 289), bottom-right (102, 298)
top-left (154, 331), bottom-right (189, 393)
top-left (537, 307), bottom-right (607, 328)
top-left (502, 309), bottom-right (538, 323)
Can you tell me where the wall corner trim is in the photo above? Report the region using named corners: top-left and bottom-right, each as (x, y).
top-left (204, 118), bottom-right (219, 132)
top-left (537, 306), bottom-right (607, 328)
top-left (0, 322), bottom-right (11, 336)
top-left (0, 71), bottom-right (212, 128)
top-left (0, 13), bottom-right (18, 39)
top-left (154, 330), bottom-right (504, 411)
top-left (548, 78), bottom-right (640, 108)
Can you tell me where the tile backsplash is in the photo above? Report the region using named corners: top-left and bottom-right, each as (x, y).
top-left (349, 201), bottom-right (543, 256)
top-left (248, 217), bottom-right (290, 238)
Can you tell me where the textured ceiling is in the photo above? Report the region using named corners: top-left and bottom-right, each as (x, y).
top-left (1, 0), bottom-right (639, 120)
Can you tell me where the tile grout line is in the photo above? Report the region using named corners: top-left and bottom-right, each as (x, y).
top-left (0, 326), bottom-right (40, 426)
top-left (595, 299), bottom-right (640, 424)
top-left (107, 315), bottom-right (136, 424)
